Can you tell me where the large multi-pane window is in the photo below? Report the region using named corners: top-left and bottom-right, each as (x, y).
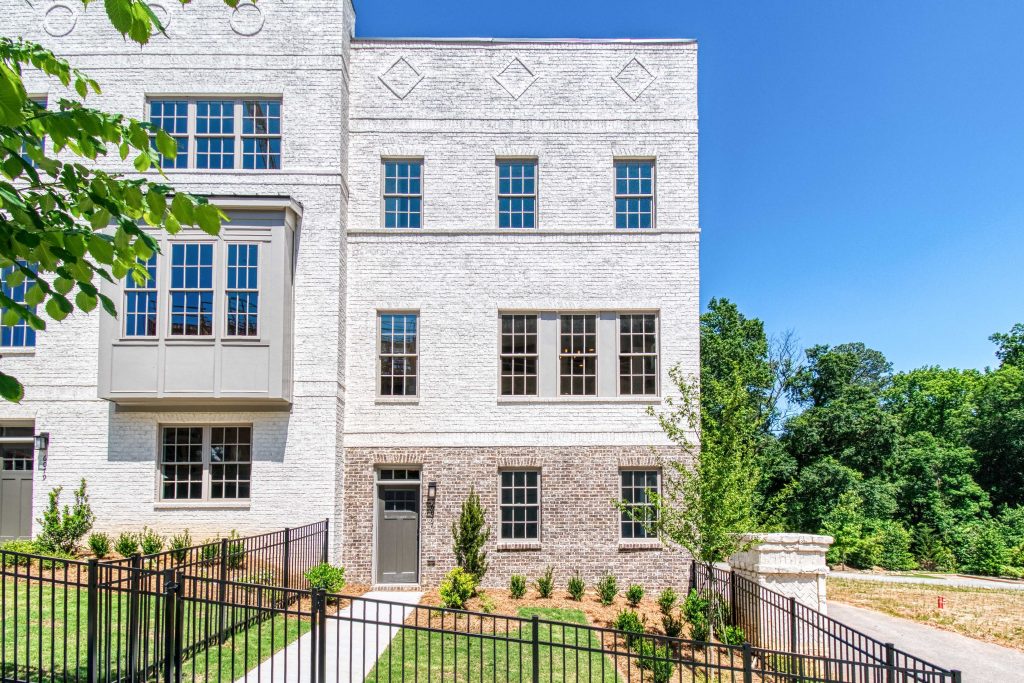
top-left (497, 160), bottom-right (537, 228)
top-left (1, 264), bottom-right (36, 348)
top-left (379, 313), bottom-right (418, 396)
top-left (124, 255), bottom-right (158, 337)
top-left (614, 160), bottom-right (654, 229)
top-left (160, 426), bottom-right (252, 501)
top-left (620, 470), bottom-right (659, 539)
top-left (169, 243), bottom-right (214, 336)
top-left (383, 161), bottom-right (422, 228)
top-left (619, 313), bottom-right (658, 395)
top-left (225, 244), bottom-right (259, 337)
top-left (147, 98), bottom-right (282, 170)
top-left (500, 470), bottom-right (540, 540)
top-left (500, 314), bottom-right (538, 396)
top-left (559, 314), bottom-right (597, 396)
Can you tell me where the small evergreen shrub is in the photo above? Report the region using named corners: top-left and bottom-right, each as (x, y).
top-left (661, 612), bottom-right (684, 638)
top-left (35, 479), bottom-right (95, 554)
top-left (226, 530), bottom-right (246, 570)
top-left (509, 574), bottom-right (527, 599)
top-left (567, 573), bottom-right (585, 601)
top-left (682, 589), bottom-right (710, 642)
top-left (597, 572), bottom-right (618, 606)
top-left (636, 641), bottom-right (674, 682)
top-left (439, 567), bottom-right (475, 609)
top-left (452, 487), bottom-right (490, 586)
top-left (720, 625), bottom-right (745, 646)
top-left (199, 540), bottom-right (220, 566)
top-left (39, 550), bottom-right (75, 570)
top-left (1, 539), bottom-right (36, 566)
top-left (87, 533), bottom-right (111, 559)
top-left (304, 562), bottom-right (346, 593)
top-left (613, 609), bottom-right (645, 648)
top-left (535, 566), bottom-right (554, 599)
top-left (114, 531), bottom-right (140, 558)
top-left (140, 527), bottom-right (164, 556)
top-left (479, 593), bottom-right (496, 613)
top-left (169, 530), bottom-right (193, 563)
top-left (657, 587), bottom-right (679, 616)
top-left (625, 583), bottom-right (645, 608)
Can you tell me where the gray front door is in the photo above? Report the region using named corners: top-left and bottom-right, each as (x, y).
top-left (376, 485), bottom-right (419, 584)
top-left (0, 443), bottom-right (34, 541)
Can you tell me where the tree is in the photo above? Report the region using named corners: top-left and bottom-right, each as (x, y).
top-left (0, 0), bottom-right (246, 400)
top-left (451, 487), bottom-right (490, 587)
top-left (970, 364), bottom-right (1024, 508)
top-left (884, 367), bottom-right (980, 445)
top-left (991, 322), bottom-right (1024, 369)
top-left (789, 343), bottom-right (892, 409)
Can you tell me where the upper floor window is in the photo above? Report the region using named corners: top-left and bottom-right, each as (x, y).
top-left (497, 160), bottom-right (537, 228)
top-left (559, 314), bottom-right (597, 396)
top-left (620, 469), bottom-right (659, 539)
top-left (614, 160), bottom-right (654, 229)
top-left (619, 313), bottom-right (658, 395)
top-left (169, 243), bottom-right (214, 336)
top-left (379, 313), bottom-right (418, 396)
top-left (148, 98), bottom-right (282, 170)
top-left (226, 244), bottom-right (259, 337)
top-left (124, 255), bottom-right (158, 337)
top-left (500, 314), bottom-right (538, 396)
top-left (1, 264), bottom-right (36, 349)
top-left (160, 425), bottom-right (252, 501)
top-left (383, 161), bottom-right (422, 228)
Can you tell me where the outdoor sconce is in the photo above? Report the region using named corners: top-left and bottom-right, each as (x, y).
top-left (34, 432), bottom-right (49, 472)
top-left (427, 481), bottom-right (437, 518)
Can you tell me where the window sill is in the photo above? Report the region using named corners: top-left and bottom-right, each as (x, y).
top-left (0, 349), bottom-right (37, 357)
top-left (375, 397), bottom-right (420, 405)
top-left (153, 501), bottom-right (252, 511)
top-left (497, 396), bottom-right (661, 405)
top-left (618, 540), bottom-right (663, 552)
top-left (496, 541), bottom-right (542, 552)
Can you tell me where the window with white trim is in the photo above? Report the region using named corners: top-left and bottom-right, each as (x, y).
top-left (500, 314), bottom-right (538, 396)
top-left (1, 263), bottom-right (36, 348)
top-left (559, 314), bottom-right (597, 396)
top-left (225, 243), bottom-right (259, 337)
top-left (620, 469), bottom-right (659, 539)
top-left (147, 98), bottom-right (282, 170)
top-left (159, 425), bottom-right (252, 501)
top-left (383, 160), bottom-right (422, 228)
top-left (379, 313), bottom-right (418, 396)
top-left (169, 243), bottom-right (214, 336)
top-left (124, 254), bottom-right (158, 338)
top-left (614, 160), bottom-right (654, 229)
top-left (500, 470), bottom-right (540, 540)
top-left (619, 313), bottom-right (658, 395)
top-left (0, 426), bottom-right (34, 472)
top-left (497, 160), bottom-right (537, 228)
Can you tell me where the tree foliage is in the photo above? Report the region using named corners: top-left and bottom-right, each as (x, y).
top-left (451, 486), bottom-right (490, 586)
top-left (0, 0), bottom-right (248, 400)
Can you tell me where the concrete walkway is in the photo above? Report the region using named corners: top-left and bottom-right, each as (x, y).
top-left (831, 571), bottom-right (1024, 591)
top-left (235, 590), bottom-right (423, 683)
top-left (828, 602), bottom-right (1024, 683)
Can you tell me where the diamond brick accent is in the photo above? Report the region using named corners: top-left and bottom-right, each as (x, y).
top-left (379, 57), bottom-right (424, 100)
top-left (493, 57), bottom-right (538, 100)
top-left (613, 57), bottom-right (656, 100)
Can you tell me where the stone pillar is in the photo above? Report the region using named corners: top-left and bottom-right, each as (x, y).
top-left (729, 533), bottom-right (833, 613)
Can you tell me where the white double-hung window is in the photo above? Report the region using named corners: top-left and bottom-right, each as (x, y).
top-left (148, 98), bottom-right (282, 170)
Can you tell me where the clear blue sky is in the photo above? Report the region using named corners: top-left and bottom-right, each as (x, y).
top-left (357, 0), bottom-right (1024, 372)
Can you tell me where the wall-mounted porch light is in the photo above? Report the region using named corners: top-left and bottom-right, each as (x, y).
top-left (34, 431), bottom-right (49, 472)
top-left (426, 481), bottom-right (437, 518)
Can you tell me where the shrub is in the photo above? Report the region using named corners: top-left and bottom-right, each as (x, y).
top-left (661, 612), bottom-right (684, 638)
top-left (637, 640), bottom-right (674, 682)
top-left (39, 550), bottom-right (75, 570)
top-left (597, 572), bottom-right (618, 606)
top-left (847, 532), bottom-right (882, 569)
top-left (720, 625), bottom-right (745, 646)
top-left (613, 609), bottom-right (645, 648)
top-left (479, 593), bottom-right (496, 613)
top-left (87, 533), bottom-right (111, 559)
top-left (240, 570), bottom-right (275, 586)
top-left (226, 530), bottom-right (245, 570)
top-left (199, 540), bottom-right (220, 566)
top-left (567, 573), bottom-right (585, 601)
top-left (114, 531), bottom-right (140, 558)
top-left (304, 562), bottom-right (346, 593)
top-left (535, 566), bottom-right (554, 599)
top-left (35, 479), bottom-right (95, 555)
top-left (682, 589), bottom-right (710, 642)
top-left (657, 587), bottom-right (679, 616)
top-left (439, 567), bottom-right (476, 609)
top-left (962, 522), bottom-right (1010, 576)
top-left (625, 583), bottom-right (645, 608)
top-left (452, 487), bottom-right (490, 586)
top-left (1, 539), bottom-right (36, 566)
top-left (140, 527), bottom-right (164, 556)
top-left (169, 530), bottom-right (193, 563)
top-left (877, 521), bottom-right (916, 571)
top-left (509, 574), bottom-right (527, 599)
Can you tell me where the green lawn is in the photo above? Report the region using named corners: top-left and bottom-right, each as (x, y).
top-left (1, 578), bottom-right (308, 683)
top-left (366, 607), bottom-right (622, 682)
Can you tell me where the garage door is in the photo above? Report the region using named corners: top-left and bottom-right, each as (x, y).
top-left (0, 442), bottom-right (34, 541)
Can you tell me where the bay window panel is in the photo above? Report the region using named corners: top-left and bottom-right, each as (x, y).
top-left (169, 243), bottom-right (214, 336)
top-left (1, 263), bottom-right (37, 348)
top-left (124, 255), bottom-right (158, 337)
top-left (226, 243), bottom-right (260, 337)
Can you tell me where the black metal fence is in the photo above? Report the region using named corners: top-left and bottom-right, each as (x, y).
top-left (691, 561), bottom-right (961, 683)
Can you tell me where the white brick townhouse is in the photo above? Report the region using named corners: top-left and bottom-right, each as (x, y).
top-left (1, 0), bottom-right (699, 587)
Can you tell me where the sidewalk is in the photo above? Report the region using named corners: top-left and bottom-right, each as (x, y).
top-left (828, 602), bottom-right (1024, 683)
top-left (234, 590), bottom-right (423, 683)
top-left (830, 570), bottom-right (1024, 591)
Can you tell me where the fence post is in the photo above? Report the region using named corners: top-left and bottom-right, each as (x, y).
top-left (884, 642), bottom-right (896, 683)
top-left (742, 642), bottom-right (753, 683)
top-left (951, 670), bottom-right (962, 683)
top-left (86, 559), bottom-right (99, 683)
top-left (317, 589), bottom-right (327, 683)
top-left (322, 518), bottom-right (330, 564)
top-left (162, 569), bottom-right (179, 683)
top-left (282, 528), bottom-right (290, 589)
top-left (127, 555), bottom-right (142, 681)
top-left (729, 570), bottom-right (738, 627)
top-left (531, 615), bottom-right (541, 683)
top-left (309, 589), bottom-right (321, 683)
top-left (217, 538), bottom-right (229, 643)
top-left (689, 559), bottom-right (697, 593)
